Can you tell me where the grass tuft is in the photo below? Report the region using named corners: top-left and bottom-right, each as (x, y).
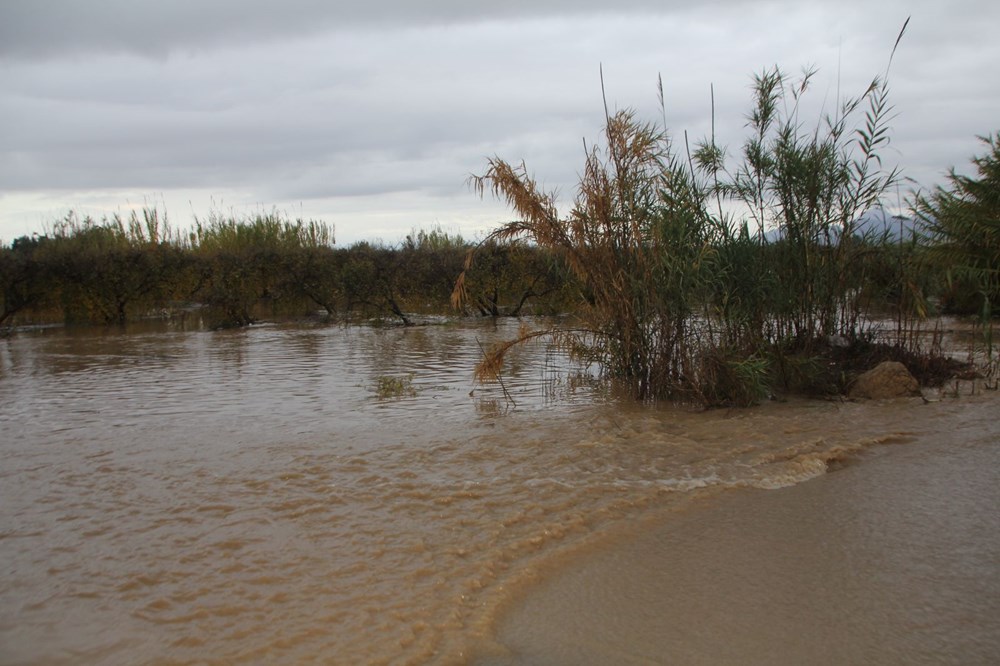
top-left (372, 374), bottom-right (417, 400)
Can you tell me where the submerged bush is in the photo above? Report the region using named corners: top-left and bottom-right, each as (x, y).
top-left (372, 373), bottom-right (417, 399)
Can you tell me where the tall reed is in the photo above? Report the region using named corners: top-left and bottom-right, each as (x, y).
top-left (457, 104), bottom-right (720, 401)
top-left (459, 21), bottom-right (911, 405)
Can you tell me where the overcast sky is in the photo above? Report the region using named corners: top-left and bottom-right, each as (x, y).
top-left (1, 0), bottom-right (997, 245)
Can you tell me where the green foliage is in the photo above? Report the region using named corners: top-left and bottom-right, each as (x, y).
top-left (696, 352), bottom-right (773, 407)
top-left (463, 25), bottom-right (912, 406)
top-left (915, 132), bottom-right (1000, 315)
top-left (191, 212), bottom-right (336, 327)
top-left (36, 209), bottom-right (189, 325)
top-left (0, 235), bottom-right (50, 327)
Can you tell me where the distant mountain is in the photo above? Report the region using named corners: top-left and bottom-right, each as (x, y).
top-left (762, 208), bottom-right (924, 243)
top-left (852, 208), bottom-right (923, 242)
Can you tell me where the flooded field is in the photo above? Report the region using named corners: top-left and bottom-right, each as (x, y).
top-left (1, 318), bottom-right (997, 664)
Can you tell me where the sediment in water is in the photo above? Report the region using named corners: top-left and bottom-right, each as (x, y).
top-left (1, 321), bottom-right (995, 665)
top-left (476, 390), bottom-right (1000, 666)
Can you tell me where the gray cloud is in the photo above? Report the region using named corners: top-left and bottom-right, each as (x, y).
top-left (1, 0), bottom-right (998, 244)
top-left (0, 0), bottom-right (745, 59)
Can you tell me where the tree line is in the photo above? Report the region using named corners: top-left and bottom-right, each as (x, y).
top-left (0, 209), bottom-right (575, 329)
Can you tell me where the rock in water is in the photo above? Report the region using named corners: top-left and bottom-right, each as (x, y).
top-left (849, 361), bottom-right (920, 399)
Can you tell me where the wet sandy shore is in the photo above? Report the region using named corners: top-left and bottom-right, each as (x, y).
top-left (482, 392), bottom-right (1000, 666)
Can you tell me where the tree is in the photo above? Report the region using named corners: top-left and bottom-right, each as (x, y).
top-left (41, 210), bottom-right (182, 325)
top-left (191, 213), bottom-right (334, 327)
top-left (915, 132), bottom-right (1000, 315)
top-left (0, 236), bottom-right (49, 327)
top-left (339, 242), bottom-right (414, 325)
top-left (453, 240), bottom-right (573, 317)
top-left (280, 220), bottom-right (340, 317)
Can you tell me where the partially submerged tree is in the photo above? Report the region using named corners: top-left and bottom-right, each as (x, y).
top-left (453, 239), bottom-right (573, 317)
top-left (41, 209), bottom-right (186, 325)
top-left (0, 235), bottom-right (50, 327)
top-left (191, 212), bottom-right (336, 327)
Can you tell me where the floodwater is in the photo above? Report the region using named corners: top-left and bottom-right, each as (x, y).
top-left (1, 318), bottom-right (997, 665)
top-left (485, 386), bottom-right (1000, 665)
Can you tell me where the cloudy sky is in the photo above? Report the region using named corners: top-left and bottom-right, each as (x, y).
top-left (1, 0), bottom-right (997, 245)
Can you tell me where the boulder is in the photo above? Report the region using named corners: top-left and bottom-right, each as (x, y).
top-left (849, 361), bottom-right (920, 399)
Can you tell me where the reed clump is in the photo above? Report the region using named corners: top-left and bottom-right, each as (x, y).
top-left (457, 104), bottom-right (720, 401)
top-left (457, 22), bottom-right (933, 405)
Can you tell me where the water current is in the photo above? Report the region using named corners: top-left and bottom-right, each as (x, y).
top-left (1, 318), bottom-right (996, 664)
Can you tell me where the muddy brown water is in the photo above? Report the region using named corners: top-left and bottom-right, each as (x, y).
top-left (1, 318), bottom-right (997, 664)
top-left (481, 388), bottom-right (1000, 665)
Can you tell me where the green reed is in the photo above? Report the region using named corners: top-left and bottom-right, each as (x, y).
top-left (459, 21), bottom-right (923, 405)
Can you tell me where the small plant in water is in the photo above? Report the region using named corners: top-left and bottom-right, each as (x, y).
top-left (373, 373), bottom-right (417, 400)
